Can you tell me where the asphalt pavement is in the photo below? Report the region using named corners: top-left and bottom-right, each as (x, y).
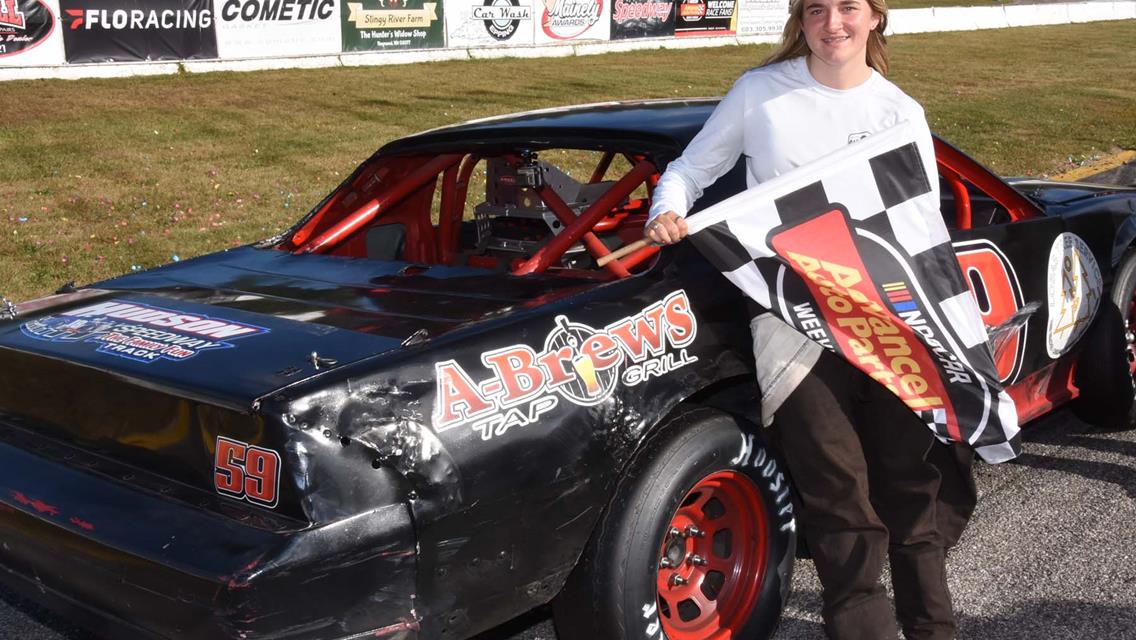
top-left (3, 410), bottom-right (1135, 640)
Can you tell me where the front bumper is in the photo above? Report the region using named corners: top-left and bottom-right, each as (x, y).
top-left (0, 421), bottom-right (419, 640)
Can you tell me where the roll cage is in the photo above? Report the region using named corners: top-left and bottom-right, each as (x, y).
top-left (277, 133), bottom-right (1043, 280)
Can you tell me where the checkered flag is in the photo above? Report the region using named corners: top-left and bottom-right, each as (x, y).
top-left (687, 121), bottom-right (1021, 463)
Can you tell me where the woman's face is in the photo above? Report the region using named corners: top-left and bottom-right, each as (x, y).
top-left (800, 0), bottom-right (880, 71)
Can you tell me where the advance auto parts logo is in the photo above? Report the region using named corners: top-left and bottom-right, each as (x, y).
top-left (20, 300), bottom-right (268, 364)
top-left (0, 0), bottom-right (55, 58)
top-left (434, 290), bottom-right (698, 441)
top-left (541, 0), bottom-right (600, 39)
top-left (473, 0), bottom-right (530, 41)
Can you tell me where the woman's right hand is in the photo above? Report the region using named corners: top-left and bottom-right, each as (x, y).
top-left (646, 211), bottom-right (689, 245)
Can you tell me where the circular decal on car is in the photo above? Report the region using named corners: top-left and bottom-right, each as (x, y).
top-left (543, 315), bottom-right (621, 405)
top-left (1045, 232), bottom-right (1102, 358)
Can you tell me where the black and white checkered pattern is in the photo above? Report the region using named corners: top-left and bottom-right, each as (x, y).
top-left (687, 121), bottom-right (1021, 463)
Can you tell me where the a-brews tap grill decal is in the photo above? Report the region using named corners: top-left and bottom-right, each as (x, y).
top-left (434, 290), bottom-right (698, 441)
top-left (20, 300), bottom-right (269, 363)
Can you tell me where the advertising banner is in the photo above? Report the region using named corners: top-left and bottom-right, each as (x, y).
top-left (341, 0), bottom-right (444, 51)
top-left (59, 0), bottom-right (217, 62)
top-left (213, 0), bottom-right (341, 59)
top-left (446, 0), bottom-right (534, 47)
top-left (673, 0), bottom-right (736, 36)
top-left (533, 0), bottom-right (609, 43)
top-left (736, 0), bottom-right (786, 36)
top-left (610, 0), bottom-right (673, 39)
top-left (0, 0), bottom-right (65, 65)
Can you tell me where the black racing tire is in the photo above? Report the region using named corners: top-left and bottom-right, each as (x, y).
top-left (552, 405), bottom-right (796, 640)
top-left (1073, 250), bottom-right (1136, 430)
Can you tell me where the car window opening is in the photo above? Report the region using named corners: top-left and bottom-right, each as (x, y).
top-left (280, 147), bottom-right (662, 279)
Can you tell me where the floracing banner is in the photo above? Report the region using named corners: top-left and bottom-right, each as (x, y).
top-left (59, 0), bottom-right (217, 62)
top-left (736, 0), bottom-right (785, 35)
top-left (341, 0), bottom-right (444, 51)
top-left (445, 0), bottom-right (534, 47)
top-left (609, 0), bottom-right (673, 39)
top-left (533, 0), bottom-right (608, 44)
top-left (0, 0), bottom-right (64, 65)
top-left (213, 0), bottom-right (341, 58)
top-left (685, 121), bottom-right (1021, 463)
top-left (673, 0), bottom-right (736, 36)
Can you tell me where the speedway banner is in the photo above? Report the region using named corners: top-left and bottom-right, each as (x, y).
top-left (686, 121), bottom-right (1021, 463)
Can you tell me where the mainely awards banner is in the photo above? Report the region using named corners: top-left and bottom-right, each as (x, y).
top-left (533, 0), bottom-right (608, 43)
top-left (0, 0), bottom-right (65, 66)
top-left (446, 0), bottom-right (534, 47)
top-left (341, 0), bottom-right (444, 51)
top-left (59, 0), bottom-right (217, 62)
top-left (213, 0), bottom-right (341, 58)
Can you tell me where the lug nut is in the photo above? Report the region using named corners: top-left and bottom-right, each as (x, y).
top-left (685, 525), bottom-right (705, 538)
top-left (688, 554), bottom-right (707, 566)
top-left (669, 527), bottom-right (683, 538)
top-left (660, 557), bottom-right (675, 569)
top-left (669, 574), bottom-right (688, 587)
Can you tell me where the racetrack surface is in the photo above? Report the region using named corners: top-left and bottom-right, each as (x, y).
top-left (3, 410), bottom-right (1135, 640)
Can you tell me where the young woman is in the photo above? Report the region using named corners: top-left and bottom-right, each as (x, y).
top-left (645, 1), bottom-right (977, 638)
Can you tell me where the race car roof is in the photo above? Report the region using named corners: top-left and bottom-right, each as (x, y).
top-left (378, 98), bottom-right (720, 157)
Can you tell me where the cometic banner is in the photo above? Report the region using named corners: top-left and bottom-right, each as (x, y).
top-left (736, 0), bottom-right (786, 35)
top-left (213, 0), bottom-right (341, 58)
top-left (533, 0), bottom-right (609, 43)
top-left (673, 0), bottom-right (736, 36)
top-left (446, 0), bottom-right (534, 47)
top-left (341, 0), bottom-right (444, 51)
top-left (0, 0), bottom-right (63, 65)
top-left (610, 0), bottom-right (673, 39)
top-left (59, 0), bottom-right (217, 62)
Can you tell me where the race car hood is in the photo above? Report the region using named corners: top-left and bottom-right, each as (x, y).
top-left (1007, 178), bottom-right (1136, 206)
top-left (0, 246), bottom-right (594, 410)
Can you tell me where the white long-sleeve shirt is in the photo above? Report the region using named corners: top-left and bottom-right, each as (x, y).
top-left (650, 55), bottom-right (940, 422)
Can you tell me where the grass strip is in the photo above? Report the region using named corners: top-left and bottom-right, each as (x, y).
top-left (1, 20), bottom-right (1134, 302)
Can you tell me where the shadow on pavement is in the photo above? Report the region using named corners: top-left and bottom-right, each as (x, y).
top-left (959, 600), bottom-right (1136, 639)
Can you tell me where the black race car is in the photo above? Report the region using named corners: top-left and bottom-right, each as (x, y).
top-left (1, 100), bottom-right (1134, 640)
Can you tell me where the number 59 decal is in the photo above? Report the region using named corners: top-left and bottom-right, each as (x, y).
top-left (214, 436), bottom-right (282, 509)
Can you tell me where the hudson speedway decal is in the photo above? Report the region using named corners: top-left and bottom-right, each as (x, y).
top-left (20, 300), bottom-right (268, 363)
top-left (434, 290), bottom-right (698, 440)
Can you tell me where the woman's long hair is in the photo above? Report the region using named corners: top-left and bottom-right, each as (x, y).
top-left (760, 0), bottom-right (890, 75)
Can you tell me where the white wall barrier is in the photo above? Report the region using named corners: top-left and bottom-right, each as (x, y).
top-left (1, 0), bottom-right (1134, 81)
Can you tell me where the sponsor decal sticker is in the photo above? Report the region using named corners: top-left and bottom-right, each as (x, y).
top-left (214, 436), bottom-right (281, 508)
top-left (475, 0), bottom-right (530, 40)
top-left (0, 0), bottom-right (54, 59)
top-left (954, 239), bottom-right (1026, 383)
top-left (434, 290), bottom-right (698, 441)
top-left (20, 299), bottom-right (268, 364)
top-left (1045, 232), bottom-right (1102, 358)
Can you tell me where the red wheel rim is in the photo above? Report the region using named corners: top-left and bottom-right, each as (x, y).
top-left (655, 470), bottom-right (768, 640)
top-left (1126, 295), bottom-right (1136, 378)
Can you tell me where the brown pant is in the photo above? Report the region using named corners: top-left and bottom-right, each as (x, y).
top-left (769, 351), bottom-right (977, 640)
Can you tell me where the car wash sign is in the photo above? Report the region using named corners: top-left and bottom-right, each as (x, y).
top-left (434, 290), bottom-right (698, 441)
top-left (60, 0), bottom-right (217, 62)
top-left (20, 300), bottom-right (268, 364)
top-left (213, 0), bottom-right (341, 58)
